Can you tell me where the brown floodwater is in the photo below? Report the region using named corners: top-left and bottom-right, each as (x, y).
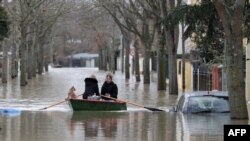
top-left (0, 67), bottom-right (249, 141)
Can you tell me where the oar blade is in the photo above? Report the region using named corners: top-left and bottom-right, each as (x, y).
top-left (144, 107), bottom-right (164, 112)
top-left (39, 107), bottom-right (47, 110)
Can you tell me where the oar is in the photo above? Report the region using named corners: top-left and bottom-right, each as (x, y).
top-left (101, 95), bottom-right (164, 112)
top-left (39, 94), bottom-right (83, 110)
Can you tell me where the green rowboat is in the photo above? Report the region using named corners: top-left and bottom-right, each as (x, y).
top-left (68, 99), bottom-right (127, 111)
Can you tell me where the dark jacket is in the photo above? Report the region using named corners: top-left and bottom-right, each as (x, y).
top-left (101, 81), bottom-right (118, 99)
top-left (83, 78), bottom-right (100, 99)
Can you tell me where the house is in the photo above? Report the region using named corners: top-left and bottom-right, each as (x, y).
top-left (177, 0), bottom-right (223, 92)
top-left (176, 24), bottom-right (197, 92)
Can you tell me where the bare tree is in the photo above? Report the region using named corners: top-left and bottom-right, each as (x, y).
top-left (96, 0), bottom-right (132, 79)
top-left (52, 1), bottom-right (118, 71)
top-left (97, 0), bottom-right (156, 83)
top-left (5, 0), bottom-right (69, 86)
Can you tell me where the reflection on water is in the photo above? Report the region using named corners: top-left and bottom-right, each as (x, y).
top-left (0, 67), bottom-right (249, 141)
top-left (1, 110), bottom-right (246, 141)
top-left (69, 112), bottom-right (125, 138)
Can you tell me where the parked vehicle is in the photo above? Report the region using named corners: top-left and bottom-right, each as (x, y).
top-left (172, 91), bottom-right (229, 113)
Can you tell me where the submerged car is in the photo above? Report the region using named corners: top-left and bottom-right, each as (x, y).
top-left (173, 91), bottom-right (229, 113)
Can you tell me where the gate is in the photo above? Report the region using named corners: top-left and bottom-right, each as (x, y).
top-left (193, 64), bottom-right (211, 91)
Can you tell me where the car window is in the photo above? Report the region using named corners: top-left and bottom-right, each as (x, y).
top-left (187, 96), bottom-right (229, 113)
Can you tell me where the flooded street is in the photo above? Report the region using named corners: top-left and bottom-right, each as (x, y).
top-left (0, 67), bottom-right (249, 141)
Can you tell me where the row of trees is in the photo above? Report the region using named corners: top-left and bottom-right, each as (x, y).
top-left (0, 0), bottom-right (71, 86)
top-left (93, 0), bottom-right (249, 119)
top-left (1, 0), bottom-right (119, 85)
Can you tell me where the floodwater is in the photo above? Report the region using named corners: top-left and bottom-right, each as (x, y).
top-left (0, 67), bottom-right (249, 141)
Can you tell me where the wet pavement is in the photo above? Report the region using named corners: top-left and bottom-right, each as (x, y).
top-left (0, 67), bottom-right (249, 141)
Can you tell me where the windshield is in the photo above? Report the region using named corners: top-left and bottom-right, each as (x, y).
top-left (187, 96), bottom-right (229, 113)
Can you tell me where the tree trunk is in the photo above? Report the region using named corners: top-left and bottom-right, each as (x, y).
top-left (11, 42), bottom-right (18, 79)
top-left (111, 47), bottom-right (115, 73)
top-left (214, 0), bottom-right (248, 119)
top-left (11, 35), bottom-right (18, 79)
top-left (109, 41), bottom-right (115, 73)
top-left (167, 28), bottom-right (178, 95)
top-left (45, 39), bottom-right (50, 72)
top-left (111, 37), bottom-right (116, 73)
top-left (134, 38), bottom-right (141, 82)
top-left (158, 0), bottom-right (167, 90)
top-left (142, 23), bottom-right (151, 84)
top-left (121, 35), bottom-right (124, 73)
top-left (37, 40), bottom-right (44, 75)
top-left (222, 39), bottom-right (228, 91)
top-left (123, 30), bottom-right (130, 79)
top-left (98, 46), bottom-right (103, 70)
top-left (37, 42), bottom-right (42, 74)
top-left (10, 0), bottom-right (18, 79)
top-left (29, 46), bottom-right (38, 77)
top-left (32, 37), bottom-right (38, 78)
top-left (103, 44), bottom-right (108, 70)
top-left (27, 47), bottom-right (33, 79)
top-left (166, 0), bottom-right (179, 95)
top-left (44, 58), bottom-right (49, 72)
top-left (2, 39), bottom-right (8, 83)
top-left (20, 34), bottom-right (27, 86)
top-left (107, 45), bottom-right (111, 70)
top-left (157, 26), bottom-right (167, 90)
top-left (27, 26), bottom-right (33, 79)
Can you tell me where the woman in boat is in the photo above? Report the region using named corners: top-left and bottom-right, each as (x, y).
top-left (101, 73), bottom-right (118, 100)
top-left (82, 74), bottom-right (100, 99)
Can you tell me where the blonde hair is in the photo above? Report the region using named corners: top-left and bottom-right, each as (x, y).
top-left (90, 74), bottom-right (96, 79)
top-left (106, 72), bottom-right (113, 80)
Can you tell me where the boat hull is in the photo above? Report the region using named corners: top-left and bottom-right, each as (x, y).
top-left (68, 99), bottom-right (127, 111)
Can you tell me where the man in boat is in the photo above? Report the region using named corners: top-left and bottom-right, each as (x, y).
top-left (82, 74), bottom-right (100, 99)
top-left (101, 73), bottom-right (118, 100)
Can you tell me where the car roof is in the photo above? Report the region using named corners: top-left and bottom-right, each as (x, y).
top-left (183, 91), bottom-right (228, 98)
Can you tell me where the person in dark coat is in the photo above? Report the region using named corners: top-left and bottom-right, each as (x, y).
top-left (101, 73), bottom-right (118, 100)
top-left (82, 74), bottom-right (100, 99)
